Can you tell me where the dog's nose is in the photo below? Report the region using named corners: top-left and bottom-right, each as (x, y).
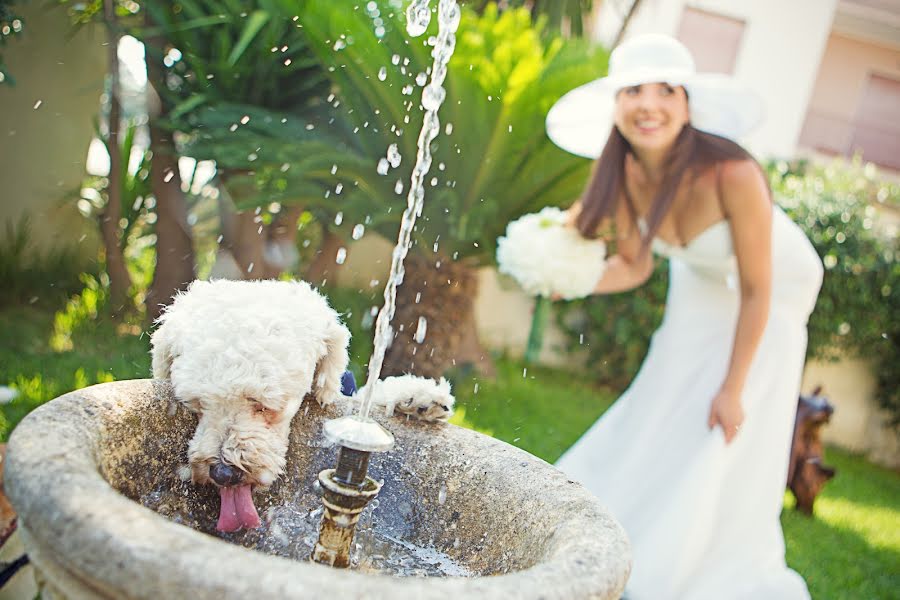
top-left (210, 462), bottom-right (244, 486)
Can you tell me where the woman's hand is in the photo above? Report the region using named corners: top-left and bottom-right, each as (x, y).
top-left (707, 387), bottom-right (745, 444)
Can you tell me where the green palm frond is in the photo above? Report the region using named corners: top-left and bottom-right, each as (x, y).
top-left (300, 2), bottom-right (608, 264)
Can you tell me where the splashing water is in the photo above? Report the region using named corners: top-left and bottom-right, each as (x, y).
top-left (414, 317), bottom-right (428, 344)
top-left (405, 0), bottom-right (432, 37)
top-left (356, 0), bottom-right (460, 420)
top-left (386, 143), bottom-right (402, 168)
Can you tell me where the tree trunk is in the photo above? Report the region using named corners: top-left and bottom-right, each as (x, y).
top-left (381, 252), bottom-right (495, 379)
top-left (145, 124), bottom-right (196, 321)
top-left (99, 0), bottom-right (132, 313)
top-left (143, 19), bottom-right (195, 321)
top-left (217, 180), bottom-right (303, 280)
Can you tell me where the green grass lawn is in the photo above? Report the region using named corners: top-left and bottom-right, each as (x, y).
top-left (1, 303), bottom-right (898, 598)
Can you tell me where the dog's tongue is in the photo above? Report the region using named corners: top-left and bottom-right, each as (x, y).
top-left (216, 485), bottom-right (261, 532)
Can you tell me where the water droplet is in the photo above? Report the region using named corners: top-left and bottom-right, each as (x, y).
top-left (402, 84), bottom-right (414, 95)
top-left (406, 1), bottom-right (431, 37)
top-left (334, 212), bottom-right (344, 226)
top-left (352, 224), bottom-right (365, 240)
top-left (33, 100), bottom-right (42, 110)
top-left (414, 317), bottom-right (427, 343)
top-left (331, 164), bottom-right (338, 175)
top-left (333, 39), bottom-right (346, 51)
top-left (378, 66), bottom-right (388, 81)
top-left (377, 158), bottom-right (390, 175)
top-left (415, 72), bottom-right (428, 86)
top-left (335, 183), bottom-right (343, 194)
top-left (437, 486), bottom-right (447, 505)
top-left (392, 54), bottom-right (400, 65)
top-left (240, 115), bottom-right (250, 124)
top-left (387, 144), bottom-right (402, 168)
top-left (522, 368), bottom-right (527, 378)
top-left (395, 180), bottom-right (404, 194)
top-left (335, 247), bottom-right (347, 265)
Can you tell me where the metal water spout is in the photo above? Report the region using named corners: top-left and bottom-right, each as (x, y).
top-left (311, 415), bottom-right (394, 567)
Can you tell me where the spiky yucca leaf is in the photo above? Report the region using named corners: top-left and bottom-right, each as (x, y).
top-left (300, 2), bottom-right (608, 265)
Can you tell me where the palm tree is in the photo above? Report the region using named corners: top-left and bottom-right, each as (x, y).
top-left (298, 3), bottom-right (608, 377)
top-left (132, 0), bottom-right (334, 284)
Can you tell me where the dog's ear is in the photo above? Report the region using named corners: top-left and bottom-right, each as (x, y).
top-left (150, 320), bottom-right (176, 380)
top-left (313, 318), bottom-right (351, 405)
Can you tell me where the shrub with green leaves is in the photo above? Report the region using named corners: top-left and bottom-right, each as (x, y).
top-left (557, 159), bottom-right (899, 428)
top-left (771, 158), bottom-right (898, 428)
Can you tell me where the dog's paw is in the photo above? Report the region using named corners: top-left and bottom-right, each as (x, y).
top-left (393, 394), bottom-right (454, 422)
top-left (367, 375), bottom-right (455, 423)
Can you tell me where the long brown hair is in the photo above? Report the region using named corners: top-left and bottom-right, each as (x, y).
top-left (575, 123), bottom-right (754, 247)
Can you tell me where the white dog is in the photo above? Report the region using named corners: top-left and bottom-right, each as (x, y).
top-left (150, 279), bottom-right (454, 533)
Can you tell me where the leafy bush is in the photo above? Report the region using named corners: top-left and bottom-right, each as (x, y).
top-left (556, 158), bottom-right (899, 427)
top-left (771, 158), bottom-right (898, 427)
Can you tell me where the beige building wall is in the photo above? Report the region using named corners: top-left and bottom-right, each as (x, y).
top-left (802, 358), bottom-right (899, 468)
top-left (797, 33), bottom-right (900, 161)
top-left (0, 7), bottom-right (106, 256)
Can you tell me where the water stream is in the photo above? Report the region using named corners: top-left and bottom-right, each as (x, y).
top-left (356, 0), bottom-right (461, 420)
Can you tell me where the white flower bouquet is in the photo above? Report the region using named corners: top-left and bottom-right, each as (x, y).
top-left (496, 207), bottom-right (607, 300)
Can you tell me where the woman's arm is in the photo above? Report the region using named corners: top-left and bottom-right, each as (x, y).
top-left (707, 159), bottom-right (773, 443)
top-left (566, 197), bottom-right (654, 295)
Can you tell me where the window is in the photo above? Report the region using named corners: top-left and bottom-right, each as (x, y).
top-left (851, 73), bottom-right (900, 170)
top-left (676, 7), bottom-right (746, 75)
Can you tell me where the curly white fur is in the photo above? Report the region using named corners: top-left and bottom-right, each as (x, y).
top-left (151, 279), bottom-right (350, 489)
top-left (496, 206), bottom-right (607, 299)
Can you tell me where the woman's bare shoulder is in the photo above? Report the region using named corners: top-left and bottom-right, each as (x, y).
top-left (718, 158), bottom-right (767, 189)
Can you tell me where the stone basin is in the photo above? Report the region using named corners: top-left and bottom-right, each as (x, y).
top-left (4, 379), bottom-right (630, 599)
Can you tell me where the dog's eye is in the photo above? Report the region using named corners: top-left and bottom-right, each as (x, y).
top-left (248, 399), bottom-right (269, 414)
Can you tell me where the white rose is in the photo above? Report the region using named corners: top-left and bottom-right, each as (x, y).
top-left (496, 207), bottom-right (606, 300)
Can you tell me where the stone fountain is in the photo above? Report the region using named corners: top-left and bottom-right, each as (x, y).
top-left (4, 379), bottom-right (630, 599)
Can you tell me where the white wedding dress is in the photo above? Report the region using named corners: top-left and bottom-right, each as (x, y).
top-left (556, 206), bottom-right (823, 600)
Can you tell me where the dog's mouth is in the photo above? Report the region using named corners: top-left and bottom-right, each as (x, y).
top-left (216, 485), bottom-right (261, 532)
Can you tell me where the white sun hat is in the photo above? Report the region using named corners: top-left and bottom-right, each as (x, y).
top-left (546, 33), bottom-right (765, 159)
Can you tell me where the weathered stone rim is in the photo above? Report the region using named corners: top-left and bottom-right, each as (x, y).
top-left (5, 379), bottom-right (631, 599)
